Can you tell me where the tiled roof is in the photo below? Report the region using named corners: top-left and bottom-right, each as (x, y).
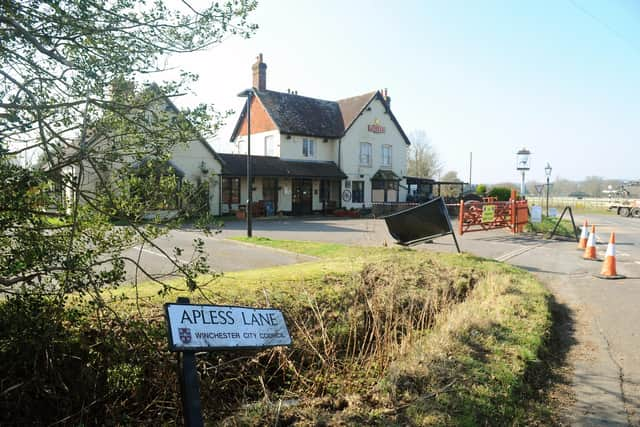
top-left (230, 89), bottom-right (411, 145)
top-left (255, 90), bottom-right (344, 138)
top-left (336, 91), bottom-right (378, 132)
top-left (371, 169), bottom-right (400, 181)
top-left (219, 153), bottom-right (346, 179)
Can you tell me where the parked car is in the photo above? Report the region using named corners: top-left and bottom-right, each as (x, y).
top-left (568, 191), bottom-right (588, 199)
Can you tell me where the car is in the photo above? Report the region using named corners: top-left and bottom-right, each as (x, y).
top-left (568, 191), bottom-right (588, 199)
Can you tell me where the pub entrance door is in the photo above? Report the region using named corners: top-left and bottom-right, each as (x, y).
top-left (292, 179), bottom-right (312, 215)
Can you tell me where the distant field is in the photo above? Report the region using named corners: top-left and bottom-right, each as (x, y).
top-left (526, 196), bottom-right (616, 214)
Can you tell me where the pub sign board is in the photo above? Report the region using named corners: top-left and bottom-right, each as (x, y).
top-left (164, 303), bottom-right (292, 352)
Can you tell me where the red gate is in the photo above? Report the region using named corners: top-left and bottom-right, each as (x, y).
top-left (458, 196), bottom-right (528, 235)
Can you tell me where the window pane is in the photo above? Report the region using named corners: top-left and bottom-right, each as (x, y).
top-left (360, 143), bottom-right (371, 165)
top-left (352, 180), bottom-right (364, 203)
top-left (265, 135), bottom-right (276, 156)
top-left (231, 178), bottom-right (240, 204)
top-left (382, 145), bottom-right (391, 166)
top-left (303, 138), bottom-right (314, 157)
top-left (222, 178), bottom-right (231, 204)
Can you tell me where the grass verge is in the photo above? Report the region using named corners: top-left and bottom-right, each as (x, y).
top-left (1, 240), bottom-right (554, 425)
top-left (525, 216), bottom-right (577, 239)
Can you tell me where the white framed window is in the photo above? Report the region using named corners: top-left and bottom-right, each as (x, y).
top-left (264, 135), bottom-right (276, 156)
top-left (302, 138), bottom-right (315, 158)
top-left (382, 145), bottom-right (392, 167)
top-left (360, 142), bottom-right (372, 166)
top-left (237, 138), bottom-right (246, 154)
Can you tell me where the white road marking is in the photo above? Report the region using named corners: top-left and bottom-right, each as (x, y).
top-left (495, 242), bottom-right (546, 262)
top-left (131, 246), bottom-right (188, 265)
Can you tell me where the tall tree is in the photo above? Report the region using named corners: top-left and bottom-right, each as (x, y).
top-left (407, 129), bottom-right (443, 178)
top-left (0, 1), bottom-right (256, 296)
top-left (439, 170), bottom-right (462, 197)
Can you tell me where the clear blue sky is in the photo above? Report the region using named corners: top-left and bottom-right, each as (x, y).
top-left (167, 0), bottom-right (640, 184)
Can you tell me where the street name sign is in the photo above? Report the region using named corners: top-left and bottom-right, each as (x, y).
top-left (165, 303), bottom-right (292, 352)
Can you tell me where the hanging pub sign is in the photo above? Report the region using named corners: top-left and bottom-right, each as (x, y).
top-left (165, 303), bottom-right (292, 351)
top-left (368, 118), bottom-right (385, 134)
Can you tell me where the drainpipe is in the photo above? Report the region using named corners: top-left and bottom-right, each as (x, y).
top-left (338, 138), bottom-right (342, 209)
top-left (218, 174), bottom-right (222, 216)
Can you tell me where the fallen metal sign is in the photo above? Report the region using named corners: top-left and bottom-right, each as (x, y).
top-left (165, 303), bottom-right (292, 352)
top-left (382, 197), bottom-right (460, 252)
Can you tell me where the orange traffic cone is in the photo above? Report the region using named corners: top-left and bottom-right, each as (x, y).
top-left (583, 225), bottom-right (598, 261)
top-left (594, 232), bottom-right (625, 279)
top-left (578, 220), bottom-right (589, 250)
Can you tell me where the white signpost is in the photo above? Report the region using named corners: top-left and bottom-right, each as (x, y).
top-left (531, 205), bottom-right (542, 223)
top-left (165, 298), bottom-right (291, 427)
top-left (165, 303), bottom-right (292, 351)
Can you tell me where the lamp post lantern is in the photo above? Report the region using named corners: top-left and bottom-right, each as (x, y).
top-left (516, 148), bottom-right (531, 197)
top-left (237, 88), bottom-right (254, 237)
top-left (544, 162), bottom-right (552, 217)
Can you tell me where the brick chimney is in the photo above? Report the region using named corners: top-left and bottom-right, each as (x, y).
top-left (252, 53), bottom-right (267, 91)
top-left (383, 88), bottom-right (391, 109)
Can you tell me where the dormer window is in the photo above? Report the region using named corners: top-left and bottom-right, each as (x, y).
top-left (302, 138), bottom-right (315, 158)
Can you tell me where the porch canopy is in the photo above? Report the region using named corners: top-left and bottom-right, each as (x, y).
top-left (218, 154), bottom-right (346, 216)
top-left (218, 154), bottom-right (346, 179)
top-left (405, 176), bottom-right (435, 203)
top-left (371, 169), bottom-right (401, 203)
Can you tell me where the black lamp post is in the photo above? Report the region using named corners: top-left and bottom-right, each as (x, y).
top-left (237, 89), bottom-right (253, 237)
top-left (544, 162), bottom-right (552, 217)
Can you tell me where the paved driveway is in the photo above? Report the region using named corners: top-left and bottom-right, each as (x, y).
top-left (123, 228), bottom-right (316, 283)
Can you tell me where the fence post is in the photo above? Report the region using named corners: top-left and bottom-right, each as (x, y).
top-left (459, 200), bottom-right (465, 236)
top-left (510, 199), bottom-right (516, 233)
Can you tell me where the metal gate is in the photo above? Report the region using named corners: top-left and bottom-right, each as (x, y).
top-left (458, 197), bottom-right (528, 235)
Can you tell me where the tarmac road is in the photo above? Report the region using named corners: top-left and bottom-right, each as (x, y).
top-left (217, 214), bottom-right (640, 425)
top-left (123, 214), bottom-right (640, 424)
top-left (442, 213), bottom-right (640, 426)
top-left (122, 229), bottom-right (316, 283)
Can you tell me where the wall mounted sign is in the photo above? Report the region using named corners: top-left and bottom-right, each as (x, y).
top-left (368, 118), bottom-right (385, 134)
top-left (342, 189), bottom-right (352, 202)
top-left (481, 205), bottom-right (496, 223)
top-left (165, 303), bottom-right (292, 352)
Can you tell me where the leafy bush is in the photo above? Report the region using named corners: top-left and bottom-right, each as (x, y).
top-left (488, 186), bottom-right (513, 201)
top-left (476, 184), bottom-right (487, 195)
